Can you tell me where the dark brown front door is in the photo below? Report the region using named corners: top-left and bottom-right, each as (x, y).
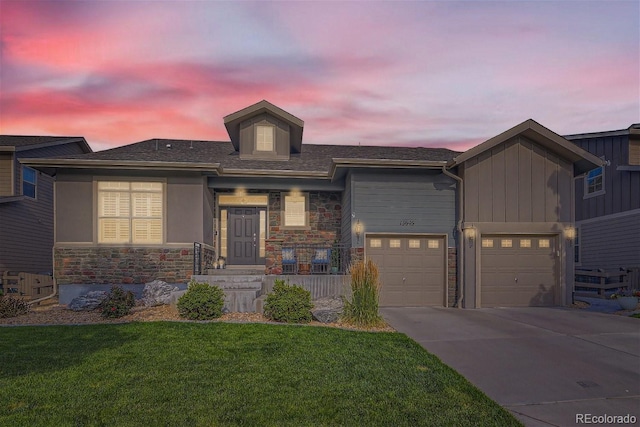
top-left (227, 208), bottom-right (258, 265)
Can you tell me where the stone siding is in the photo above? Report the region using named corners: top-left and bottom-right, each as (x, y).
top-left (54, 247), bottom-right (193, 285)
top-left (265, 191), bottom-right (341, 274)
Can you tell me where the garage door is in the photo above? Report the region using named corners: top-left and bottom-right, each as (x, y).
top-left (366, 235), bottom-right (446, 307)
top-left (481, 235), bottom-right (558, 307)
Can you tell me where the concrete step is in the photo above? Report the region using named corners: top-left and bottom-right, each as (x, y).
top-left (192, 275), bottom-right (263, 290)
top-left (205, 266), bottom-right (264, 275)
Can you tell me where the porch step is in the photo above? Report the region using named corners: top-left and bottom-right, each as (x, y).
top-left (192, 275), bottom-right (263, 290)
top-left (189, 274), bottom-right (265, 312)
top-left (205, 265), bottom-right (264, 275)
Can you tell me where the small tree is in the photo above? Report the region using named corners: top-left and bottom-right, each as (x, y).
top-left (342, 259), bottom-right (384, 327)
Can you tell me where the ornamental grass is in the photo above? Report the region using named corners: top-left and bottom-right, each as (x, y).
top-left (342, 259), bottom-right (385, 327)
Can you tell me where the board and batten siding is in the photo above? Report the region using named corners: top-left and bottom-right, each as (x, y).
top-left (350, 170), bottom-right (457, 246)
top-left (571, 134), bottom-right (640, 221)
top-left (463, 136), bottom-right (574, 223)
top-left (578, 210), bottom-right (640, 270)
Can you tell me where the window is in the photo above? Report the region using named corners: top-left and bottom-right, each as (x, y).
top-left (409, 239), bottom-right (421, 249)
top-left (284, 193), bottom-right (307, 227)
top-left (520, 239), bottom-right (531, 248)
top-left (481, 239), bottom-right (494, 248)
top-left (22, 166), bottom-right (37, 198)
top-left (98, 181), bottom-right (163, 244)
top-left (389, 239), bottom-right (401, 248)
top-left (538, 239), bottom-right (550, 248)
top-left (369, 239), bottom-right (382, 248)
top-left (501, 239), bottom-right (513, 248)
top-left (629, 140), bottom-right (640, 165)
top-left (256, 125), bottom-right (274, 152)
top-left (427, 239), bottom-right (440, 249)
top-left (585, 166), bottom-right (604, 196)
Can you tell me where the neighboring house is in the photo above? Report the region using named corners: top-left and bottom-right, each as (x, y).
top-left (23, 100), bottom-right (603, 308)
top-left (0, 136), bottom-right (92, 278)
top-left (565, 124), bottom-right (640, 272)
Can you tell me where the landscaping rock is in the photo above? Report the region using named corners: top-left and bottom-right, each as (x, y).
top-left (142, 280), bottom-right (179, 307)
top-left (68, 291), bottom-right (108, 311)
top-left (312, 297), bottom-right (343, 323)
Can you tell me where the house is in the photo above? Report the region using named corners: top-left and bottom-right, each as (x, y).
top-left (22, 100), bottom-right (603, 308)
top-left (565, 124), bottom-right (640, 276)
top-left (0, 136), bottom-right (92, 282)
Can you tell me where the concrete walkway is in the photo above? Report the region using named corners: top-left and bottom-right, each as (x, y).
top-left (381, 307), bottom-right (640, 427)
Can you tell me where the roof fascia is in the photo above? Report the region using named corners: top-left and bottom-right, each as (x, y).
top-left (448, 119), bottom-right (605, 175)
top-left (0, 146), bottom-right (15, 152)
top-left (21, 158), bottom-right (221, 173)
top-left (219, 168), bottom-right (327, 179)
top-left (329, 158), bottom-right (447, 181)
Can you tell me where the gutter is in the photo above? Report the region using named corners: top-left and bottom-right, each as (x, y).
top-left (441, 165), bottom-right (464, 308)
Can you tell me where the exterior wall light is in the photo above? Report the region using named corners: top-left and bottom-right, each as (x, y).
top-left (464, 227), bottom-right (476, 247)
top-left (354, 219), bottom-right (363, 245)
top-left (564, 226), bottom-right (576, 241)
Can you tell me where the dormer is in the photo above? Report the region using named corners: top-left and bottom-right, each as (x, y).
top-left (223, 100), bottom-right (304, 161)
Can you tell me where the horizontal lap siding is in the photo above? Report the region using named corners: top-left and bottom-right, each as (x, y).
top-left (0, 143), bottom-right (86, 274)
top-left (578, 211), bottom-right (640, 270)
top-left (352, 171), bottom-right (456, 245)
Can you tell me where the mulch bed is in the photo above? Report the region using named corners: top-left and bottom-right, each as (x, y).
top-left (0, 299), bottom-right (395, 332)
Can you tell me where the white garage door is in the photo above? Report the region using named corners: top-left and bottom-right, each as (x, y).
top-left (366, 235), bottom-right (446, 307)
top-left (481, 235), bottom-right (559, 307)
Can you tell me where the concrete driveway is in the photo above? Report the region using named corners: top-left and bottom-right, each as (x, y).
top-left (381, 307), bottom-right (640, 427)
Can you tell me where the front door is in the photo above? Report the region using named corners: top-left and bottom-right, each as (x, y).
top-left (227, 208), bottom-right (259, 265)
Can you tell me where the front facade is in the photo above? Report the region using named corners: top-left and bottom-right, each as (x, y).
top-left (24, 101), bottom-right (603, 308)
top-left (565, 125), bottom-right (640, 272)
top-left (0, 136), bottom-right (91, 276)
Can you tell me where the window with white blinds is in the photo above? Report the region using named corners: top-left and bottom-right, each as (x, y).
top-left (284, 194), bottom-right (307, 227)
top-left (98, 181), bottom-right (163, 244)
top-left (256, 125), bottom-right (274, 151)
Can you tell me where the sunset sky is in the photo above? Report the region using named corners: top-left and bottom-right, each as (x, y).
top-left (1, 0), bottom-right (638, 152)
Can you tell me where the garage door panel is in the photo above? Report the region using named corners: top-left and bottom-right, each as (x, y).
top-left (367, 235), bottom-right (446, 307)
top-left (481, 235), bottom-right (558, 307)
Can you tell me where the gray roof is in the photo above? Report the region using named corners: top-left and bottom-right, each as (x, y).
top-left (0, 135), bottom-right (91, 152)
top-left (43, 138), bottom-right (460, 173)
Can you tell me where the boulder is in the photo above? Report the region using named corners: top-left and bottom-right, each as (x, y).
top-left (68, 291), bottom-right (108, 311)
top-left (311, 296), bottom-right (343, 323)
top-left (142, 280), bottom-right (179, 306)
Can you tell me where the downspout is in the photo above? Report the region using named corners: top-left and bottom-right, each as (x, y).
top-left (28, 247), bottom-right (58, 306)
top-left (441, 165), bottom-right (464, 308)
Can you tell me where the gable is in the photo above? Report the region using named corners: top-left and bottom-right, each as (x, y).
top-left (224, 100), bottom-right (304, 155)
top-left (462, 135), bottom-right (574, 223)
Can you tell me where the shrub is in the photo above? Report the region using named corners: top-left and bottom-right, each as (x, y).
top-left (264, 279), bottom-right (313, 323)
top-left (177, 281), bottom-right (225, 320)
top-left (0, 295), bottom-right (30, 318)
top-left (342, 259), bottom-right (384, 327)
top-left (101, 286), bottom-right (136, 318)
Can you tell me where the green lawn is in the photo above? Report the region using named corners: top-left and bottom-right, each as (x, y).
top-left (0, 322), bottom-right (521, 426)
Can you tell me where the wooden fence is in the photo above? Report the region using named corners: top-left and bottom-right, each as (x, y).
top-left (1, 272), bottom-right (54, 299)
top-left (575, 267), bottom-right (639, 298)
